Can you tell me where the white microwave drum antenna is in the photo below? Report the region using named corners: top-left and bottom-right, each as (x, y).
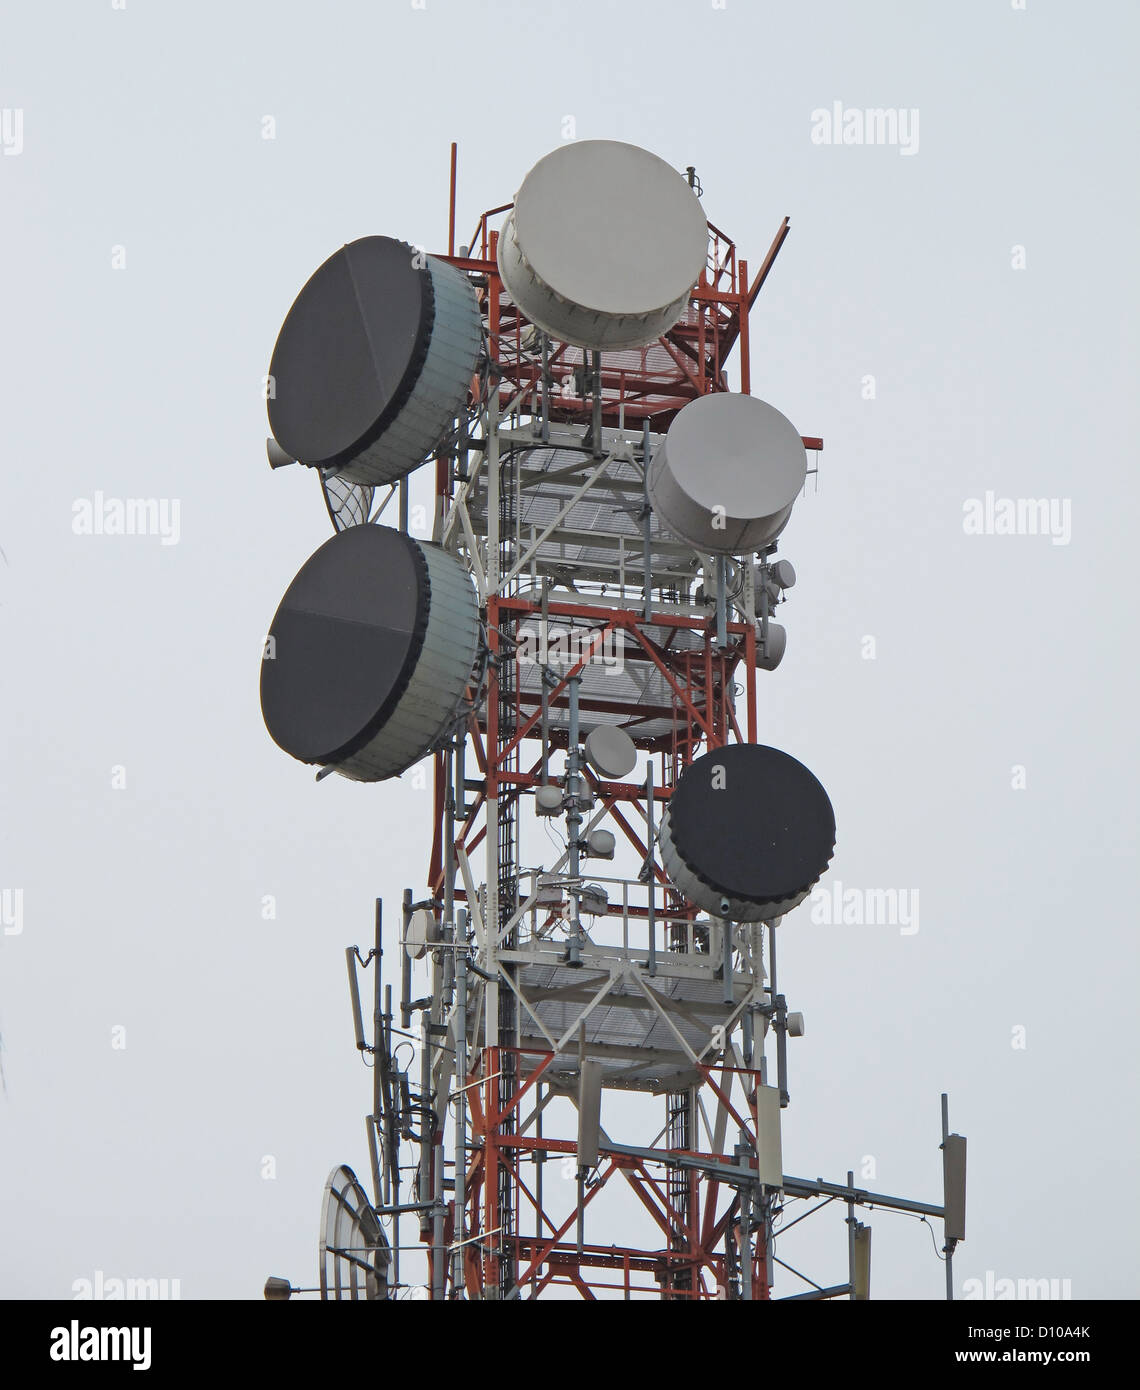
top-left (319, 1164), bottom-right (390, 1301)
top-left (260, 525), bottom-right (481, 783)
top-left (649, 393), bottom-right (807, 554)
top-left (497, 141), bottom-right (709, 352)
top-left (267, 236), bottom-right (481, 489)
top-left (658, 744), bottom-right (835, 922)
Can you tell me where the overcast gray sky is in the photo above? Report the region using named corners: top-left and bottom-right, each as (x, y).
top-left (1, 0), bottom-right (1137, 1300)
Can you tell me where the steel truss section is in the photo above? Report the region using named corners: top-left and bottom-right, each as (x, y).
top-left (397, 193), bottom-right (791, 1301)
top-left (350, 169), bottom-right (958, 1305)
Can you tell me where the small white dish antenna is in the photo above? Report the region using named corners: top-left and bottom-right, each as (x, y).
top-left (586, 829), bottom-right (616, 859)
top-left (754, 621), bottom-right (787, 672)
top-left (405, 907), bottom-right (439, 960)
top-left (584, 725), bottom-right (637, 780)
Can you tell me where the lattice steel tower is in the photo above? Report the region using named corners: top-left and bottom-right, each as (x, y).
top-left (258, 140), bottom-right (967, 1302)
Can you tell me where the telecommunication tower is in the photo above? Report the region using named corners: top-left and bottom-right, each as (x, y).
top-left (258, 141), bottom-right (967, 1301)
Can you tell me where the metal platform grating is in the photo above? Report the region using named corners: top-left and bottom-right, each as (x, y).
top-left (512, 959), bottom-right (745, 1093)
top-left (469, 444), bottom-right (701, 587)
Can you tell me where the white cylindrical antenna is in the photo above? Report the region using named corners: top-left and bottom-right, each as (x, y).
top-left (649, 393), bottom-right (807, 554)
top-left (345, 948), bottom-right (367, 1052)
top-left (498, 141), bottom-right (708, 351)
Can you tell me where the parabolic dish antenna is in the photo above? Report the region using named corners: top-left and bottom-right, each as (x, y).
top-left (405, 906), bottom-right (439, 960)
top-left (649, 393), bottom-right (807, 554)
top-left (321, 472), bottom-right (374, 532)
top-left (585, 724), bottom-right (638, 780)
top-left (658, 744), bottom-right (835, 922)
top-left (319, 1164), bottom-right (389, 1301)
top-left (267, 236), bottom-right (481, 488)
top-left (754, 620), bottom-right (787, 672)
top-left (260, 525), bottom-right (481, 783)
top-left (497, 140), bottom-right (708, 351)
